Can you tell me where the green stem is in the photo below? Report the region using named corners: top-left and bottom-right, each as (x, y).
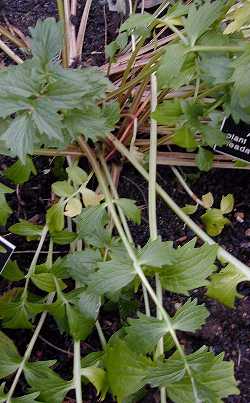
top-left (56, 0), bottom-right (68, 67)
top-left (78, 137), bottom-right (200, 402)
top-left (74, 340), bottom-right (82, 403)
top-left (190, 45), bottom-right (244, 53)
top-left (108, 134), bottom-right (250, 278)
top-left (149, 73), bottom-right (166, 403)
top-left (7, 240), bottom-right (54, 402)
top-left (99, 155), bottom-right (151, 317)
top-left (23, 225), bottom-right (48, 297)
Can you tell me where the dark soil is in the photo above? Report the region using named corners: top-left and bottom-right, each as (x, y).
top-left (0, 1), bottom-right (250, 402)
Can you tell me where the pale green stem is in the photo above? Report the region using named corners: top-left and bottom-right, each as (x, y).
top-left (78, 137), bottom-right (200, 401)
top-left (0, 38), bottom-right (23, 64)
top-left (7, 240), bottom-right (54, 402)
top-left (190, 45), bottom-right (244, 53)
top-left (109, 134), bottom-right (250, 278)
top-left (23, 225), bottom-right (48, 296)
top-left (170, 166), bottom-right (204, 207)
top-left (149, 73), bottom-right (166, 403)
top-left (99, 155), bottom-right (151, 317)
top-left (74, 340), bottom-right (82, 403)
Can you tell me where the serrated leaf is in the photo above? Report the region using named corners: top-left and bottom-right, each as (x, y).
top-left (207, 264), bottom-right (248, 307)
top-left (24, 360), bottom-right (73, 403)
top-left (195, 147), bottom-right (214, 172)
top-left (52, 181), bottom-right (75, 197)
top-left (30, 17), bottom-right (63, 63)
top-left (81, 367), bottom-right (108, 399)
top-left (81, 188), bottom-right (104, 207)
top-left (167, 347), bottom-right (239, 403)
top-left (201, 208), bottom-right (230, 236)
top-left (46, 203), bottom-right (65, 232)
top-left (137, 238), bottom-right (174, 267)
top-left (157, 44), bottom-right (187, 89)
top-left (9, 220), bottom-right (44, 239)
top-left (66, 303), bottom-right (95, 341)
top-left (32, 98), bottom-right (62, 141)
top-left (181, 204), bottom-right (198, 215)
top-left (104, 339), bottom-right (153, 403)
top-left (115, 198), bottom-right (141, 225)
top-left (1, 114), bottom-right (35, 163)
top-left (0, 297), bottom-right (32, 329)
top-left (125, 299), bottom-right (208, 354)
top-left (184, 0), bottom-right (224, 46)
top-left (75, 205), bottom-right (109, 247)
top-left (159, 239), bottom-right (217, 294)
top-left (1, 260), bottom-right (25, 281)
top-left (152, 100), bottom-right (183, 125)
top-left (87, 257), bottom-right (136, 295)
top-left (0, 331), bottom-right (21, 379)
top-left (172, 126), bottom-right (198, 149)
top-left (0, 193), bottom-right (12, 226)
top-left (64, 249), bottom-right (101, 284)
top-left (220, 194), bottom-right (234, 214)
top-left (202, 192), bottom-right (214, 209)
top-left (51, 230), bottom-right (77, 245)
top-left (201, 124), bottom-right (226, 147)
top-left (4, 156), bottom-right (37, 185)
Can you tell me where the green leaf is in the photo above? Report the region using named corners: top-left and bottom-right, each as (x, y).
top-left (64, 249), bottom-right (101, 284)
top-left (52, 180), bottom-right (74, 197)
top-left (195, 147), bottom-right (214, 172)
top-left (184, 0), bottom-right (224, 46)
top-left (181, 204), bottom-right (198, 215)
top-left (4, 156), bottom-right (37, 185)
top-left (31, 272), bottom-right (65, 292)
top-left (152, 100), bottom-right (183, 125)
top-left (30, 17), bottom-right (63, 63)
top-left (81, 351), bottom-right (104, 368)
top-left (87, 257), bottom-right (136, 295)
top-left (105, 339), bottom-right (153, 403)
top-left (159, 239), bottom-right (217, 295)
top-left (46, 203), bottom-right (65, 232)
top-left (66, 303), bottom-right (95, 341)
top-left (0, 183), bottom-right (14, 194)
top-left (224, 2), bottom-right (250, 34)
top-left (12, 392), bottom-right (41, 403)
top-left (200, 124), bottom-right (226, 147)
top-left (125, 299), bottom-right (208, 354)
top-left (0, 193), bottom-right (12, 226)
top-left (0, 331), bottom-right (21, 379)
top-left (66, 165), bottom-right (88, 186)
top-left (120, 13), bottom-right (156, 36)
top-left (75, 205), bottom-right (110, 247)
top-left (51, 230), bottom-right (77, 245)
top-left (0, 296), bottom-right (32, 329)
top-left (202, 192), bottom-right (214, 209)
top-left (167, 347), bottom-right (239, 403)
top-left (1, 114), bottom-right (35, 163)
top-left (24, 360), bottom-right (73, 403)
top-left (172, 126), bottom-right (198, 149)
top-left (200, 55), bottom-right (233, 85)
top-left (81, 367), bottom-right (108, 399)
top-left (137, 238), bottom-right (174, 267)
top-left (157, 44), bottom-right (187, 89)
top-left (220, 194), bottom-right (234, 214)
top-left (0, 96), bottom-right (30, 119)
top-left (207, 264), bottom-right (248, 308)
top-left (32, 98), bottom-right (62, 141)
top-left (115, 198), bottom-right (141, 224)
top-left (9, 220), bottom-right (44, 239)
top-left (1, 260), bottom-right (25, 281)
top-left (231, 50), bottom-right (250, 109)
top-left (201, 208), bottom-right (230, 236)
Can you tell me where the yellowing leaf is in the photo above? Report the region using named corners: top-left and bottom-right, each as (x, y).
top-left (64, 198), bottom-right (82, 218)
top-left (202, 192), bottom-right (214, 209)
top-left (220, 194), bottom-right (234, 214)
top-left (224, 3), bottom-right (250, 35)
top-left (81, 188), bottom-right (104, 207)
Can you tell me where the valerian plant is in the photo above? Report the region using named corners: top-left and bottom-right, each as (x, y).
top-left (0, 1), bottom-right (250, 403)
